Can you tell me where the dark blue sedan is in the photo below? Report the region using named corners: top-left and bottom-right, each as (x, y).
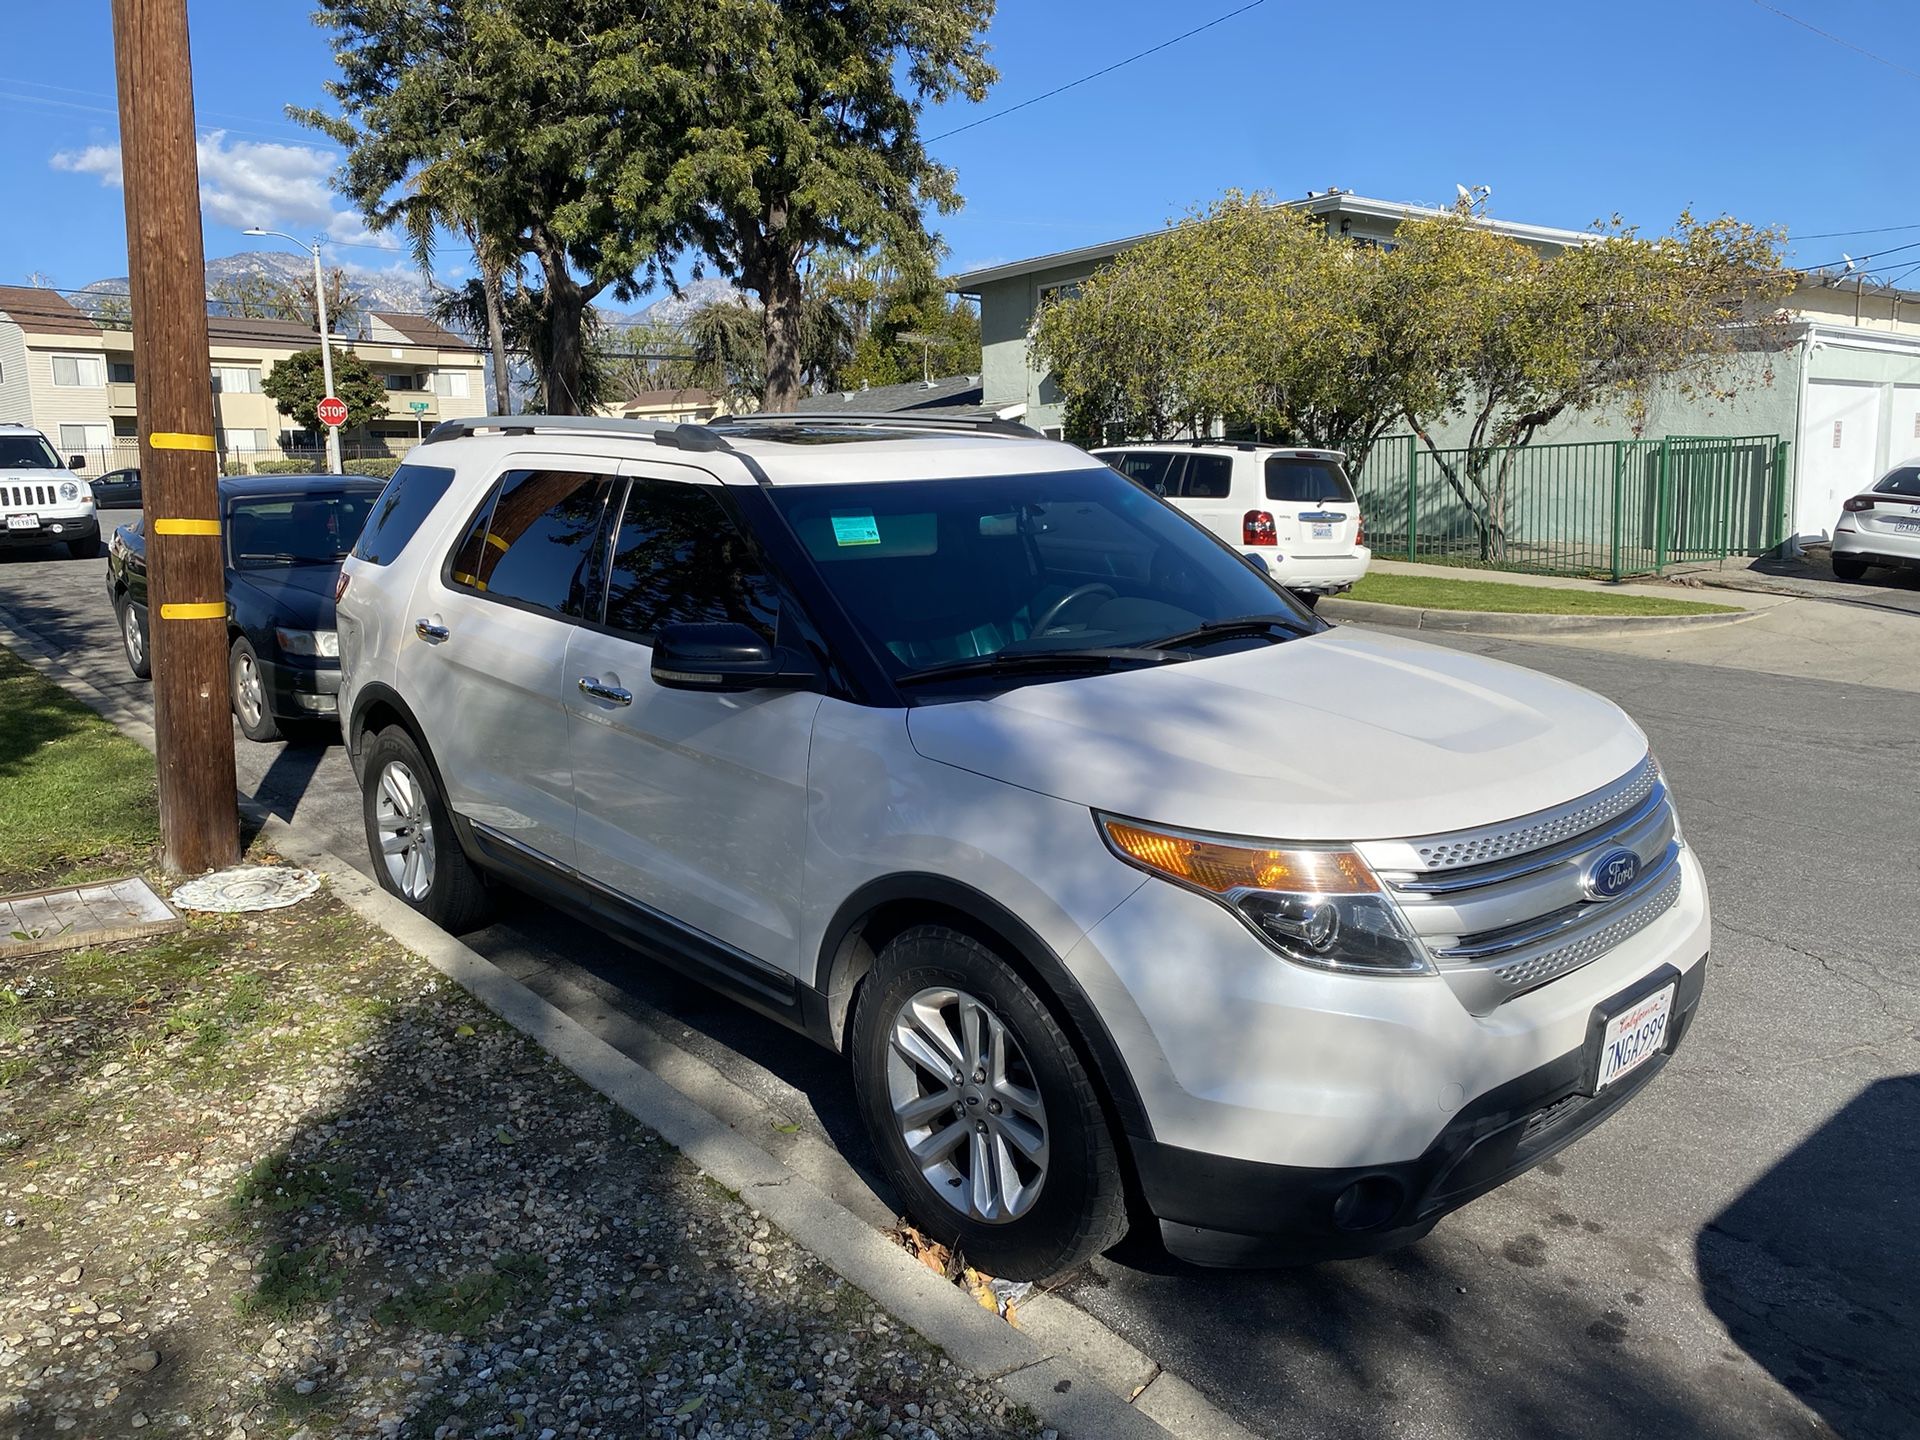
top-left (106, 474), bottom-right (386, 741)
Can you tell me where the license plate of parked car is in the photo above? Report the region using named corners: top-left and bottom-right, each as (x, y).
top-left (1594, 983), bottom-right (1673, 1090)
top-left (1884, 515), bottom-right (1920, 531)
top-left (1311, 522), bottom-right (1333, 539)
top-left (6, 514), bottom-right (39, 531)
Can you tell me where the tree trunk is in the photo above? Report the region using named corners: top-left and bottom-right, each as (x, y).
top-left (532, 236), bottom-right (589, 416)
top-left (482, 255), bottom-right (511, 416)
top-left (760, 252), bottom-right (805, 413)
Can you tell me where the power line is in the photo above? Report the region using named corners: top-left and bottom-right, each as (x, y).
top-left (1744, 1), bottom-right (1920, 84)
top-left (1794, 222), bottom-right (1920, 241)
top-left (1800, 236), bottom-right (1920, 274)
top-left (925, 0), bottom-right (1269, 143)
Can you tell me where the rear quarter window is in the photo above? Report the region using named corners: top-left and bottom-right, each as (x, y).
top-left (1098, 451), bottom-right (1179, 495)
top-left (1265, 457), bottom-right (1354, 504)
top-left (350, 462), bottom-right (458, 566)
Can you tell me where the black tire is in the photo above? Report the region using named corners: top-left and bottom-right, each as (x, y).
top-left (850, 924), bottom-right (1128, 1280)
top-left (67, 535), bottom-right (103, 560)
top-left (1831, 553), bottom-right (1869, 581)
top-left (118, 596), bottom-right (151, 680)
top-left (228, 637), bottom-right (282, 743)
top-left (1297, 591), bottom-right (1322, 611)
top-left (360, 725), bottom-right (491, 932)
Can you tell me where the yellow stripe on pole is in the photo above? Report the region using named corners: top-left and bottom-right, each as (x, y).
top-left (158, 602), bottom-right (227, 621)
top-left (153, 518), bottom-right (221, 536)
top-left (148, 432), bottom-right (217, 452)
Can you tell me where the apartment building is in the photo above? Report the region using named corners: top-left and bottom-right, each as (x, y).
top-left (0, 286), bottom-right (485, 472)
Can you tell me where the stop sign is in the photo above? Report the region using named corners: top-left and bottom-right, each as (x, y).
top-left (316, 396), bottom-right (349, 428)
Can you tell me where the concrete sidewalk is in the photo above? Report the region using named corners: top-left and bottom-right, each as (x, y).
top-left (1363, 558), bottom-right (1789, 611)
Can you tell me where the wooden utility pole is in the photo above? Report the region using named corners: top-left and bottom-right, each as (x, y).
top-left (111, 0), bottom-right (239, 873)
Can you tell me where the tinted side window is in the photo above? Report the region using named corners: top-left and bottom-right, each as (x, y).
top-left (1874, 466), bottom-right (1920, 497)
top-left (1265, 457), bottom-right (1355, 504)
top-left (1102, 452), bottom-right (1178, 495)
top-left (602, 478), bottom-right (780, 642)
top-left (353, 462), bottom-right (458, 565)
top-left (1178, 454), bottom-right (1234, 499)
top-left (447, 468), bottom-right (613, 616)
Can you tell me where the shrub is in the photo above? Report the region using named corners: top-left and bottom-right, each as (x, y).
top-left (343, 458), bottom-right (400, 479)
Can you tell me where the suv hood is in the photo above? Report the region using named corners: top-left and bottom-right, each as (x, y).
top-left (906, 626), bottom-right (1648, 843)
top-left (230, 564), bottom-right (342, 631)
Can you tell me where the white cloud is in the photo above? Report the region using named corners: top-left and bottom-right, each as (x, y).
top-left (50, 131), bottom-right (399, 251)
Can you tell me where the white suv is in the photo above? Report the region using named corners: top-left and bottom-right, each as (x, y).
top-left (0, 424), bottom-right (101, 559)
top-left (335, 415), bottom-right (1709, 1278)
top-left (1094, 441), bottom-right (1370, 602)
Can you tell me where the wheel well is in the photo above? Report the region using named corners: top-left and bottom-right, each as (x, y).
top-left (822, 888), bottom-right (1154, 1156)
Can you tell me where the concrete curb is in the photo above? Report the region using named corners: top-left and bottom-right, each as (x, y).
top-left (1319, 595), bottom-right (1763, 636)
top-left (0, 604), bottom-right (1258, 1440)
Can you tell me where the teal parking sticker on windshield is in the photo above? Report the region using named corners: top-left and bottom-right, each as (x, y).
top-left (831, 513), bottom-right (882, 547)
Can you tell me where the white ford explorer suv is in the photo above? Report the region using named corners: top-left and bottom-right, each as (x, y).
top-left (1094, 440), bottom-right (1370, 603)
top-left (0, 423), bottom-right (101, 559)
top-left (335, 414), bottom-right (1708, 1278)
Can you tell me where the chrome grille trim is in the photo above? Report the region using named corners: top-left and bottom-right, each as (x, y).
top-left (1389, 781), bottom-right (1670, 896)
top-left (1486, 868), bottom-right (1683, 996)
top-left (1431, 842), bottom-right (1682, 961)
top-left (1362, 754), bottom-right (1660, 875)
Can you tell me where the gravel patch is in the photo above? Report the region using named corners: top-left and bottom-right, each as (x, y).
top-left (0, 884), bottom-right (1052, 1440)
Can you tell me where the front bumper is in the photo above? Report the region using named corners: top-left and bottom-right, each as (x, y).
top-left (1137, 958), bottom-right (1706, 1264)
top-left (1, 512), bottom-right (97, 548)
top-left (257, 654), bottom-right (342, 719)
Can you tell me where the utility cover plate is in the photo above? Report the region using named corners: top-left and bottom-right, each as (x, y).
top-left (171, 865), bottom-right (321, 915)
top-left (0, 877), bottom-right (183, 959)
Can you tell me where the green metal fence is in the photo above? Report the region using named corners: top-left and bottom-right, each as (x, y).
top-left (1352, 434), bottom-right (1792, 580)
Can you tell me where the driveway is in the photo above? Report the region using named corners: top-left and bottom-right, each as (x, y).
top-left (4, 543), bottom-right (1915, 1440)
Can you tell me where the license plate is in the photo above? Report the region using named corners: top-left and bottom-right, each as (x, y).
top-left (1595, 983), bottom-right (1674, 1090)
top-left (1883, 515), bottom-right (1920, 532)
top-left (6, 514), bottom-right (39, 531)
top-left (1311, 522), bottom-right (1333, 540)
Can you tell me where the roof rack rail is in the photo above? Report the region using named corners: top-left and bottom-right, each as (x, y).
top-left (419, 414), bottom-right (737, 455)
top-left (712, 411), bottom-right (1042, 440)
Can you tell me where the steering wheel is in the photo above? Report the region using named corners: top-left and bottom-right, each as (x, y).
top-left (1031, 582), bottom-right (1117, 636)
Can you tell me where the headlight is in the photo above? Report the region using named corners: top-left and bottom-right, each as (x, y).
top-left (1099, 815), bottom-right (1433, 975)
top-left (274, 628), bottom-right (339, 658)
top-left (59, 481), bottom-right (80, 502)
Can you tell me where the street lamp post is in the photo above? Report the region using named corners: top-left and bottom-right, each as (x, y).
top-left (243, 227), bottom-right (341, 475)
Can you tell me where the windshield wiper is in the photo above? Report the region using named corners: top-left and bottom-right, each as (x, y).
top-left (897, 646), bottom-right (1181, 687)
top-left (1149, 613), bottom-right (1316, 650)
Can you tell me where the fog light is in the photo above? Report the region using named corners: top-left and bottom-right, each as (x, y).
top-left (50, 523), bottom-right (65, 534)
top-left (291, 692), bottom-right (337, 713)
top-left (1331, 1175), bottom-right (1404, 1232)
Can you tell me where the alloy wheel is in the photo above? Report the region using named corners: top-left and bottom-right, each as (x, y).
top-left (234, 651), bottom-right (266, 729)
top-left (123, 606), bottom-right (143, 669)
top-left (374, 760), bottom-right (437, 901)
top-left (886, 986), bottom-right (1050, 1224)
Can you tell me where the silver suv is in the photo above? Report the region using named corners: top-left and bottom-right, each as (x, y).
top-left (0, 424), bottom-right (101, 559)
top-left (336, 415), bottom-right (1709, 1278)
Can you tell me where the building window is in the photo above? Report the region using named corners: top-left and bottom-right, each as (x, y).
top-left (112, 417), bottom-right (138, 438)
top-left (51, 354), bottom-right (107, 388)
top-left (383, 372), bottom-right (418, 391)
top-left (211, 366), bottom-right (263, 394)
top-left (1037, 281), bottom-right (1082, 308)
top-left (109, 361), bottom-right (136, 384)
top-left (431, 370), bottom-right (471, 399)
top-left (220, 428), bottom-right (269, 454)
top-left (59, 423), bottom-right (111, 454)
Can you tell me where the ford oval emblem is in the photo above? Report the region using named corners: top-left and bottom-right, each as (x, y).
top-left (1583, 847), bottom-right (1641, 901)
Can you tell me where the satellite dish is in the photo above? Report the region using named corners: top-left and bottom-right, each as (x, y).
top-left (1456, 183), bottom-right (1472, 204)
top-left (1842, 253), bottom-right (1856, 273)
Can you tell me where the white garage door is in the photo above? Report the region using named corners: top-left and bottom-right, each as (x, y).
top-left (1797, 382), bottom-right (1882, 540)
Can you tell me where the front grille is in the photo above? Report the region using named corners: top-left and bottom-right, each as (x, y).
top-left (2, 483), bottom-right (56, 508)
top-left (1359, 754), bottom-right (1686, 1013)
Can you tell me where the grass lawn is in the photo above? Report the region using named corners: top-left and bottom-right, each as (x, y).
top-left (0, 644), bottom-right (160, 890)
top-left (1345, 572), bottom-right (1743, 617)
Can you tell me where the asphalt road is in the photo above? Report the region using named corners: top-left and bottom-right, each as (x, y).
top-left (4, 540), bottom-right (1916, 1440)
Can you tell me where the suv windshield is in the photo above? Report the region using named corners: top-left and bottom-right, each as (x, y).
top-left (0, 434), bottom-right (62, 470)
top-left (229, 492), bottom-right (379, 569)
top-left (770, 467), bottom-right (1315, 683)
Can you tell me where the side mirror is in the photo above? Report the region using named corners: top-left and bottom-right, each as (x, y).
top-left (651, 621), bottom-right (814, 693)
top-left (68, 454), bottom-right (86, 470)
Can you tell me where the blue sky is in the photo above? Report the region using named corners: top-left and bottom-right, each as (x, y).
top-left (6, 0), bottom-right (1919, 303)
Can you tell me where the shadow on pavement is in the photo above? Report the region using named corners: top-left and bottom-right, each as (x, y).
top-left (247, 730), bottom-right (337, 823)
top-left (1699, 1074), bottom-right (1920, 1440)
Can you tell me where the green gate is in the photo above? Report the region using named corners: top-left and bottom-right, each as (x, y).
top-left (1353, 434), bottom-right (1791, 580)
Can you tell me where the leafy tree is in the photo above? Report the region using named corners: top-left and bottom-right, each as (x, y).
top-left (299, 0), bottom-right (693, 415)
top-left (92, 293), bottom-right (132, 328)
top-left (1392, 207), bottom-right (1792, 559)
top-left (208, 267), bottom-right (366, 336)
top-left (681, 290), bottom-right (853, 406)
top-left (838, 278), bottom-right (981, 390)
top-left (664, 1), bottom-right (996, 411)
top-left (262, 346), bottom-right (391, 432)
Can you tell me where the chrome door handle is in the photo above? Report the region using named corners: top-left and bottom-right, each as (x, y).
top-left (577, 676), bottom-right (632, 706)
top-left (415, 620), bottom-right (449, 642)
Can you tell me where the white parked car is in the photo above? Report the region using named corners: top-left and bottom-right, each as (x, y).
top-left (1093, 441), bottom-right (1370, 602)
top-left (335, 414), bottom-right (1708, 1278)
top-left (1831, 459), bottom-right (1920, 580)
top-left (0, 423), bottom-right (101, 559)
